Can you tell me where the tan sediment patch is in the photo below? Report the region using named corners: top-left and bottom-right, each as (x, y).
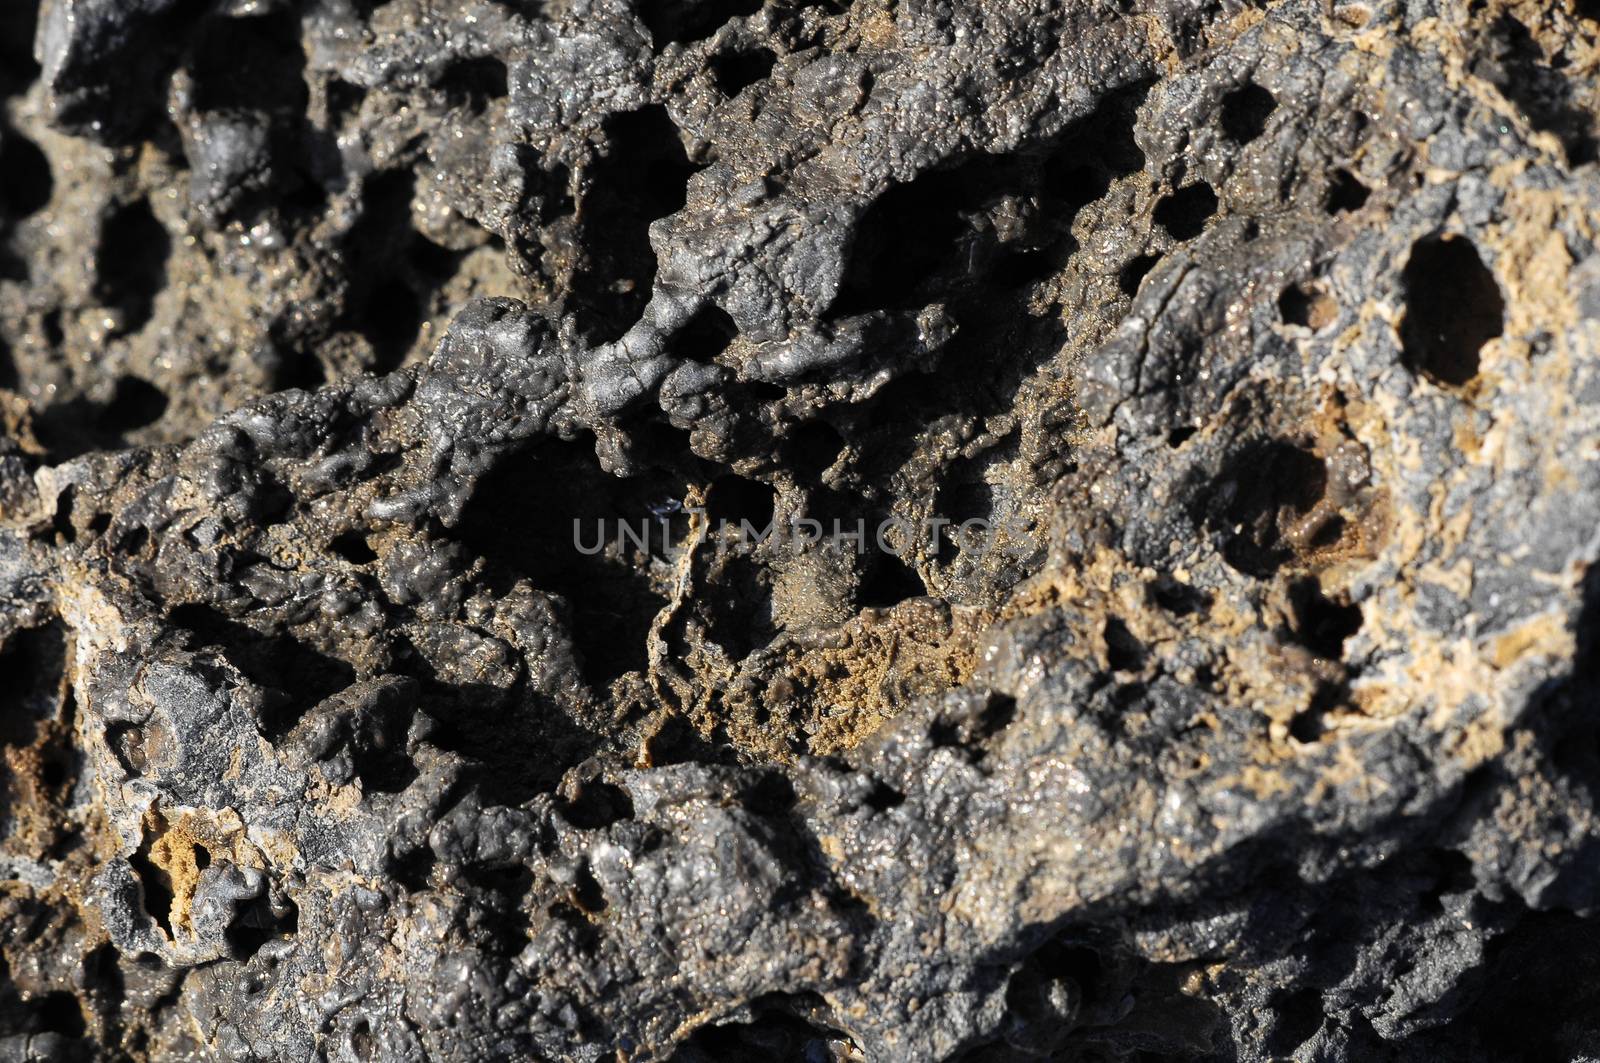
top-left (134, 806), bottom-right (265, 935)
top-left (1491, 609), bottom-right (1573, 671)
top-left (796, 597), bottom-right (988, 755)
top-left (720, 597), bottom-right (991, 760)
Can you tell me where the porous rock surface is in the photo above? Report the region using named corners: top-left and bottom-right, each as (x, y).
top-left (3, 0), bottom-right (1600, 1059)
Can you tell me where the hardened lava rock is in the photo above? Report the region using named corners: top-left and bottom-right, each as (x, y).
top-left (5, 0), bottom-right (1600, 1059)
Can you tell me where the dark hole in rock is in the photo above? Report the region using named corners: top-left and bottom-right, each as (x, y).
top-left (616, 419), bottom-right (696, 484)
top-left (711, 46), bottom-right (776, 97)
top-left (743, 379), bottom-right (787, 405)
top-left (672, 994), bottom-right (855, 1061)
top-left (0, 622), bottom-right (66, 746)
top-left (440, 56), bottom-right (509, 111)
top-left (390, 846), bottom-right (437, 893)
top-left (1108, 684), bottom-right (1146, 736)
top-left (278, 349), bottom-right (328, 392)
top-left (704, 552), bottom-right (776, 660)
top-left (531, 163), bottom-right (575, 226)
top-left (349, 168), bottom-right (416, 257)
top-left (1476, 13), bottom-right (1598, 165)
top-left (1046, 78), bottom-right (1150, 190)
top-left (639, 713), bottom-right (721, 770)
top-left (464, 863), bottom-right (535, 943)
top-left (638, 0), bottom-right (764, 46)
top-left (935, 478), bottom-right (994, 565)
top-left (95, 199), bottom-right (170, 333)
top-left (1148, 575), bottom-right (1210, 616)
top-left (456, 437), bottom-right (674, 687)
top-left (834, 82), bottom-right (1146, 319)
top-left (1166, 425), bottom-right (1196, 448)
top-left (1103, 616), bottom-right (1146, 673)
top-left (1288, 578), bottom-right (1362, 659)
top-left (560, 779), bottom-right (635, 830)
top-left (744, 771), bottom-right (797, 814)
top-left (0, 242), bottom-right (24, 283)
top-left (979, 692), bottom-right (1018, 739)
top-left (128, 845), bottom-right (175, 937)
top-left (1468, 911), bottom-right (1600, 1059)
top-left (117, 523), bottom-right (149, 556)
top-left (1154, 183), bottom-right (1218, 241)
top-left (1033, 938), bottom-right (1103, 1001)
top-left (549, 898), bottom-right (590, 930)
top-left (1399, 234), bottom-right (1504, 389)
top-left (934, 438), bottom-right (1018, 568)
top-left (785, 419), bottom-right (845, 479)
top-left (1220, 81), bottom-right (1276, 144)
top-left (929, 717), bottom-right (964, 749)
top-left (1279, 280), bottom-right (1337, 329)
top-left (327, 78), bottom-right (367, 123)
top-left (574, 105), bottom-right (702, 342)
top-left (167, 603), bottom-right (356, 736)
top-left (671, 303), bottom-right (739, 364)
top-left (101, 377), bottom-right (168, 434)
top-left (571, 861), bottom-right (607, 913)
top-left (708, 475), bottom-right (776, 534)
top-left (1265, 987), bottom-right (1324, 1053)
top-left (1305, 513), bottom-right (1346, 551)
top-left (47, 825), bottom-right (85, 861)
top-left (83, 943), bottom-right (126, 1016)
top-left (1289, 680), bottom-right (1343, 743)
top-left (864, 780), bottom-right (905, 811)
top-left (838, 144), bottom-right (1080, 319)
top-left (830, 166), bottom-right (979, 316)
top-left (0, 1), bottom-right (39, 96)
top-left (190, 11), bottom-right (308, 115)
top-left (226, 894), bottom-right (298, 960)
top-left (352, 733), bottom-right (419, 796)
top-left (363, 278), bottom-right (425, 373)
top-left (1326, 168), bottom-right (1369, 213)
top-left (51, 485), bottom-right (76, 545)
top-left (350, 1020), bottom-right (375, 1061)
top-left (1209, 440), bottom-right (1327, 578)
top-left (32, 991), bottom-right (86, 1037)
top-left (328, 531), bottom-right (378, 565)
top-left (1119, 253), bottom-right (1160, 296)
top-left (934, 503), bottom-right (989, 568)
top-left (192, 844), bottom-right (210, 871)
top-left (409, 233), bottom-right (460, 282)
top-left (992, 247), bottom-right (1057, 289)
top-left (1043, 163), bottom-right (1110, 215)
top-left (346, 170), bottom-right (428, 371)
top-left (857, 550), bottom-right (926, 610)
top-left (1419, 849), bottom-right (1474, 913)
top-left (40, 753), bottom-right (68, 791)
top-left (108, 723), bottom-right (147, 775)
top-left (0, 132), bottom-right (52, 218)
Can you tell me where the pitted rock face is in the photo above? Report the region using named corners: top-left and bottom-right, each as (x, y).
top-left (3, 0), bottom-right (1600, 1059)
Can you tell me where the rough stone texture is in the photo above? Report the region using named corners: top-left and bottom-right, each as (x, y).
top-left (3, 0), bottom-right (1600, 1059)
